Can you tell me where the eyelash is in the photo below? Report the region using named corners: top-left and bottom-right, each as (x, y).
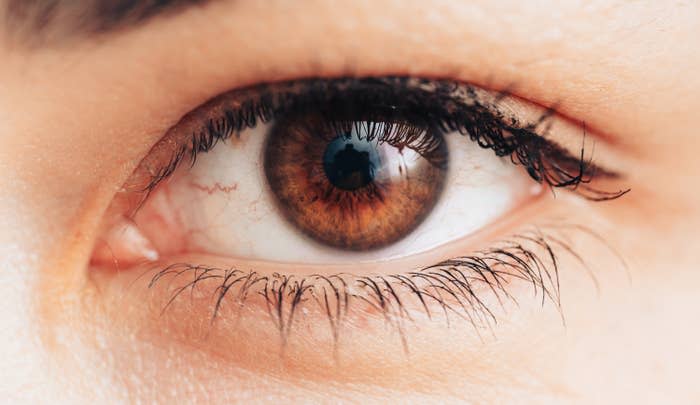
top-left (131, 76), bottom-right (628, 348)
top-left (150, 227), bottom-right (570, 351)
top-left (141, 76), bottom-right (628, 201)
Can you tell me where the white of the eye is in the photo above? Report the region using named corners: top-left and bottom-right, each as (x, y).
top-left (142, 121), bottom-right (535, 264)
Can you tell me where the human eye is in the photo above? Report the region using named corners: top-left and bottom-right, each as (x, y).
top-left (89, 75), bottom-right (627, 366)
top-left (7, 0), bottom-right (700, 401)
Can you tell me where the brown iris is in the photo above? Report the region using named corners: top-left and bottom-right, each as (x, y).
top-left (264, 111), bottom-right (447, 250)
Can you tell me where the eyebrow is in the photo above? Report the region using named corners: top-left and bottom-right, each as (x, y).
top-left (5, 0), bottom-right (211, 41)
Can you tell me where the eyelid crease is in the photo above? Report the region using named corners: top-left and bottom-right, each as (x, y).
top-left (125, 76), bottom-right (629, 209)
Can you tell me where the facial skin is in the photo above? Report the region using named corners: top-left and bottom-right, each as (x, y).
top-left (1, 0), bottom-right (699, 403)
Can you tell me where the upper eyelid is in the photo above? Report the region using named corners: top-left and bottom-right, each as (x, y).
top-left (169, 76), bottom-right (608, 158)
top-left (126, 76), bottom-right (628, 202)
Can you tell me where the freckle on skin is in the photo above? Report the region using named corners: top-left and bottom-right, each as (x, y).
top-left (189, 181), bottom-right (239, 195)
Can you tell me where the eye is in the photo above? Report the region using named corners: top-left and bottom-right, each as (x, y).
top-left (91, 77), bottom-right (626, 355)
top-left (107, 78), bottom-right (543, 263)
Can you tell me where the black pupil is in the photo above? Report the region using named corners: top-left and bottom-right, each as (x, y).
top-left (323, 134), bottom-right (379, 191)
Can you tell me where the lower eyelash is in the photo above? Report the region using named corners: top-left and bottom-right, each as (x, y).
top-left (146, 225), bottom-right (612, 352)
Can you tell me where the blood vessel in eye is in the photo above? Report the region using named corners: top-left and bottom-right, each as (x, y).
top-left (264, 111), bottom-right (447, 251)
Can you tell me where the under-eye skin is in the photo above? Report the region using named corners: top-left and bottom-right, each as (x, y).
top-left (95, 76), bottom-right (629, 348)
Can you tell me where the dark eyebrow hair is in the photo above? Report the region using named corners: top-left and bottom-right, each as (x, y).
top-left (5, 0), bottom-right (211, 43)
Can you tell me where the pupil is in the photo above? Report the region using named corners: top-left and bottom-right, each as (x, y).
top-left (323, 134), bottom-right (380, 190)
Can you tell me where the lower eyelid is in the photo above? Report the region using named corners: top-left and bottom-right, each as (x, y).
top-left (91, 222), bottom-right (590, 365)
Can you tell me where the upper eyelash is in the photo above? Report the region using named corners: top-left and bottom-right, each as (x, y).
top-left (141, 76), bottom-right (629, 201)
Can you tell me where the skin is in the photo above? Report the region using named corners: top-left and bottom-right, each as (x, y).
top-left (1, 0), bottom-right (699, 403)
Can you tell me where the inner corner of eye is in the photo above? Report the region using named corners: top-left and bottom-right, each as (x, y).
top-left (90, 79), bottom-right (545, 270)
